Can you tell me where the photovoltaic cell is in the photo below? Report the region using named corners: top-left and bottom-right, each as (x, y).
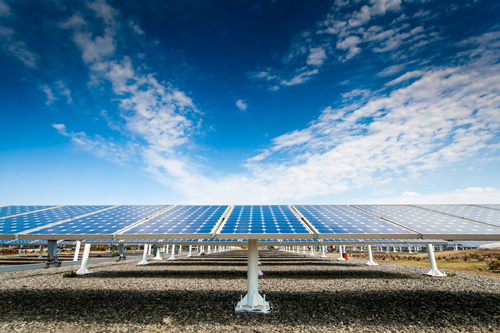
top-left (29, 205), bottom-right (168, 236)
top-left (0, 206), bottom-right (56, 218)
top-left (294, 205), bottom-right (414, 238)
top-left (0, 206), bottom-right (110, 236)
top-left (217, 205), bottom-right (311, 236)
top-left (354, 205), bottom-right (500, 237)
top-left (416, 204), bottom-right (500, 228)
top-left (123, 205), bottom-right (227, 236)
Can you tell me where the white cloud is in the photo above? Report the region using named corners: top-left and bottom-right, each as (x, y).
top-left (236, 99), bottom-right (247, 111)
top-left (40, 85), bottom-right (56, 105)
top-left (0, 0), bottom-right (10, 16)
top-left (128, 20), bottom-right (144, 35)
top-left (281, 69), bottom-right (319, 86)
top-left (40, 81), bottom-right (73, 105)
top-left (306, 47), bottom-right (327, 66)
top-left (175, 50), bottom-right (500, 203)
top-left (363, 187), bottom-right (500, 204)
top-left (73, 30), bottom-right (116, 63)
top-left (59, 14), bottom-right (86, 29)
top-left (88, 0), bottom-right (117, 26)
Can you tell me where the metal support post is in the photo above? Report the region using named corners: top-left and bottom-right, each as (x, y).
top-left (76, 244), bottom-right (92, 275)
top-left (235, 239), bottom-right (270, 313)
top-left (37, 245), bottom-right (44, 260)
top-left (73, 241), bottom-right (81, 261)
top-left (337, 245), bottom-right (346, 261)
top-left (16, 246), bottom-right (23, 257)
top-left (118, 243), bottom-right (126, 260)
top-left (46, 240), bottom-right (60, 267)
top-left (321, 246), bottom-right (326, 258)
top-left (365, 245), bottom-right (378, 266)
top-left (310, 246), bottom-right (315, 256)
top-left (424, 244), bottom-right (446, 277)
top-left (153, 245), bottom-right (163, 260)
top-left (168, 244), bottom-right (177, 260)
top-left (137, 244), bottom-right (149, 266)
top-left (187, 245), bottom-right (193, 257)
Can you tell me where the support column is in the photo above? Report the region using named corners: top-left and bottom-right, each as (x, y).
top-left (337, 245), bottom-right (346, 261)
top-left (137, 244), bottom-right (149, 266)
top-left (310, 246), bottom-right (315, 256)
top-left (425, 244), bottom-right (446, 277)
top-left (321, 246), bottom-right (327, 258)
top-left (16, 245), bottom-right (23, 257)
top-left (73, 241), bottom-right (82, 261)
top-left (168, 245), bottom-right (177, 260)
top-left (235, 239), bottom-right (270, 313)
top-left (198, 245), bottom-right (204, 255)
top-left (147, 244), bottom-right (152, 256)
top-left (76, 244), bottom-right (92, 275)
top-left (118, 243), bottom-right (126, 260)
top-left (47, 240), bottom-right (59, 267)
top-left (37, 245), bottom-right (44, 260)
top-left (365, 245), bottom-right (378, 266)
top-left (207, 245), bottom-right (212, 254)
top-left (187, 245), bottom-right (193, 257)
top-left (153, 245), bottom-right (163, 260)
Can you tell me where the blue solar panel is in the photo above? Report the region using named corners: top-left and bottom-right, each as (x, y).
top-left (294, 205), bottom-right (414, 237)
top-left (355, 205), bottom-right (500, 236)
top-left (0, 206), bottom-right (110, 236)
top-left (122, 205), bottom-right (227, 236)
top-left (217, 205), bottom-right (311, 236)
top-left (29, 205), bottom-right (168, 236)
top-left (0, 206), bottom-right (56, 218)
top-left (417, 205), bottom-right (500, 228)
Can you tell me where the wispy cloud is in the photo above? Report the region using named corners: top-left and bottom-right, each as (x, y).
top-left (236, 99), bottom-right (247, 111)
top-left (252, 0), bottom-right (441, 90)
top-left (40, 81), bottom-right (72, 105)
top-left (362, 187), bottom-right (500, 204)
top-left (0, 0), bottom-right (10, 16)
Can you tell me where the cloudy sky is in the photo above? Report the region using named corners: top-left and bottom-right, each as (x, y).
top-left (1, 0), bottom-right (499, 205)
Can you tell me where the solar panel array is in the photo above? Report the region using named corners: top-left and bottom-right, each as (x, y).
top-left (122, 205), bottom-right (227, 239)
top-left (417, 204), bottom-right (500, 228)
top-left (354, 205), bottom-right (500, 239)
top-left (217, 205), bottom-right (312, 239)
top-left (24, 205), bottom-right (168, 239)
top-left (0, 204), bottom-right (498, 242)
top-left (0, 206), bottom-right (109, 239)
top-left (294, 205), bottom-right (415, 239)
top-left (0, 206), bottom-right (56, 218)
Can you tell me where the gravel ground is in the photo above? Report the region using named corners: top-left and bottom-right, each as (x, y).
top-left (0, 249), bottom-right (499, 332)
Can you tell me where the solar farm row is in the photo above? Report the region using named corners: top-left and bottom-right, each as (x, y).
top-left (0, 204), bottom-right (499, 241)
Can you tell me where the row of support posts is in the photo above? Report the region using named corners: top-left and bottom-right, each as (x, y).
top-left (280, 243), bottom-right (444, 277)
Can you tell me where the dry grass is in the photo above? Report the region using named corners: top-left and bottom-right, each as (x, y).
top-left (346, 249), bottom-right (500, 278)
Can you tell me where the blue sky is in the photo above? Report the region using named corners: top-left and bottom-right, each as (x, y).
top-left (1, 0), bottom-right (499, 205)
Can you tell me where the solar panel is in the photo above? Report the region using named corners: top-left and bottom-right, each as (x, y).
top-left (294, 205), bottom-right (416, 239)
top-left (476, 204), bottom-right (500, 210)
top-left (416, 204), bottom-right (500, 228)
top-left (0, 205), bottom-right (110, 239)
top-left (23, 205), bottom-right (169, 240)
top-left (216, 205), bottom-right (313, 239)
top-left (354, 205), bottom-right (500, 240)
top-left (0, 206), bottom-right (56, 218)
top-left (119, 205), bottom-right (228, 239)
